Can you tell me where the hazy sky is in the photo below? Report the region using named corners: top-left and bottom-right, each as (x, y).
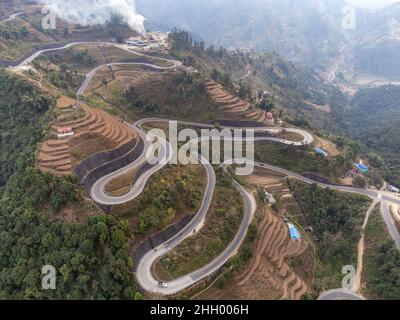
top-left (346, 0), bottom-right (399, 9)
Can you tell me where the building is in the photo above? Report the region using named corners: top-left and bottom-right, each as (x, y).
top-left (264, 111), bottom-right (275, 126)
top-left (314, 147), bottom-right (328, 157)
top-left (57, 127), bottom-right (74, 138)
top-left (354, 163), bottom-right (369, 173)
top-left (125, 32), bottom-right (170, 52)
top-left (388, 185), bottom-right (400, 193)
top-left (125, 38), bottom-right (147, 47)
top-left (287, 223), bottom-right (301, 240)
top-left (185, 66), bottom-right (199, 74)
top-left (264, 190), bottom-right (276, 205)
top-left (57, 127), bottom-right (72, 134)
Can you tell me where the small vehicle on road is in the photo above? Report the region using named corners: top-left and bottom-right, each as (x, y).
top-left (158, 282), bottom-right (168, 288)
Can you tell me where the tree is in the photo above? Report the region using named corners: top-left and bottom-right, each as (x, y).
top-left (134, 292), bottom-right (143, 300)
top-left (50, 192), bottom-right (64, 213)
top-left (111, 229), bottom-right (126, 249)
top-left (354, 176), bottom-right (367, 188)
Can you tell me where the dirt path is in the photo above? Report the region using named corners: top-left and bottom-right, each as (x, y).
top-left (315, 137), bottom-right (340, 157)
top-left (354, 200), bottom-right (379, 292)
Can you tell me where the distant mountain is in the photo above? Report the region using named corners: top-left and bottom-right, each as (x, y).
top-left (337, 85), bottom-right (400, 185)
top-left (137, 0), bottom-right (348, 72)
top-left (137, 0), bottom-right (400, 82)
top-left (344, 3), bottom-right (400, 80)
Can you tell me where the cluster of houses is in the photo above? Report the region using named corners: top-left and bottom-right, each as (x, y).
top-left (125, 32), bottom-right (170, 53)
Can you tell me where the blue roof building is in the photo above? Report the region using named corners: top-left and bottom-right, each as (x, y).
top-left (354, 163), bottom-right (369, 173)
top-left (314, 147), bottom-right (328, 157)
top-left (287, 223), bottom-right (301, 240)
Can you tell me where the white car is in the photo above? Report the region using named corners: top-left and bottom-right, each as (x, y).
top-left (158, 282), bottom-right (168, 288)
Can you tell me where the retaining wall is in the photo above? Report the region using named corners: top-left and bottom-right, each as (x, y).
top-left (215, 119), bottom-right (264, 128)
top-left (75, 139), bottom-right (145, 195)
top-left (131, 215), bottom-right (193, 270)
top-left (74, 139), bottom-right (138, 180)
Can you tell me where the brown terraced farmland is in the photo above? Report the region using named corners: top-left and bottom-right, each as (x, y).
top-left (234, 207), bottom-right (310, 300)
top-left (205, 79), bottom-right (267, 124)
top-left (37, 96), bottom-right (137, 176)
top-left (87, 65), bottom-right (160, 99)
top-left (198, 168), bottom-right (314, 300)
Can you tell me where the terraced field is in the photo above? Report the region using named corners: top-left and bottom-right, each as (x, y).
top-left (205, 79), bottom-right (267, 124)
top-left (37, 96), bottom-right (136, 176)
top-left (235, 207), bottom-right (309, 300)
top-left (88, 65), bottom-right (161, 98)
top-left (197, 170), bottom-right (313, 300)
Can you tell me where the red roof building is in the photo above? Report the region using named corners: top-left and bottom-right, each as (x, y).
top-left (57, 127), bottom-right (72, 134)
top-left (266, 112), bottom-right (274, 120)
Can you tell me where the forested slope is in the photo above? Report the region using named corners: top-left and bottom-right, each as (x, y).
top-left (0, 70), bottom-right (139, 299)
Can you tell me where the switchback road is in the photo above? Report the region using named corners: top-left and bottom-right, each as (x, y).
top-left (14, 41), bottom-right (400, 297)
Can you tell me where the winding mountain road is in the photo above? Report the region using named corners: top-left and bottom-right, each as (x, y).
top-left (15, 41), bottom-right (400, 298)
top-left (318, 289), bottom-right (365, 301)
top-left (0, 12), bottom-right (23, 23)
top-left (13, 41), bottom-right (181, 70)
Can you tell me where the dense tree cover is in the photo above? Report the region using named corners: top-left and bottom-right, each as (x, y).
top-left (33, 58), bottom-right (85, 96)
top-left (290, 181), bottom-right (371, 291)
top-left (169, 29), bottom-right (206, 53)
top-left (211, 68), bottom-right (233, 88)
top-left (4, 167), bottom-right (78, 214)
top-left (0, 167), bottom-right (137, 299)
top-left (337, 85), bottom-right (400, 186)
top-left (257, 98), bottom-right (274, 112)
top-left (365, 242), bottom-right (400, 300)
top-left (0, 72), bottom-right (138, 299)
top-left (0, 24), bottom-right (29, 40)
top-left (112, 165), bottom-right (205, 237)
top-left (344, 86), bottom-right (400, 147)
top-left (48, 49), bottom-right (98, 69)
top-left (363, 209), bottom-right (400, 300)
top-left (0, 70), bottom-right (54, 187)
top-left (354, 43), bottom-right (400, 80)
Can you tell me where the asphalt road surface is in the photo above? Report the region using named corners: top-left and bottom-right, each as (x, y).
top-left (318, 289), bottom-right (365, 300)
top-left (1, 12), bottom-right (23, 23)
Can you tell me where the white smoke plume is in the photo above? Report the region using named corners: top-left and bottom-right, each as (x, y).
top-left (38, 0), bottom-right (146, 34)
